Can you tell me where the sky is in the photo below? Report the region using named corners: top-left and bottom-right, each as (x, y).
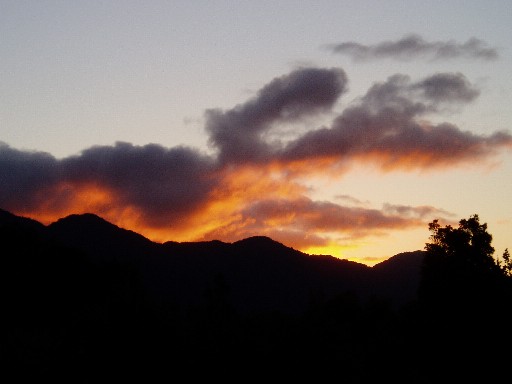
top-left (1, 0), bottom-right (512, 266)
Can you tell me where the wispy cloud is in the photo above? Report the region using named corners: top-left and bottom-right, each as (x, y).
top-left (334, 195), bottom-right (370, 206)
top-left (327, 34), bottom-right (499, 61)
top-left (1, 64), bottom-right (510, 254)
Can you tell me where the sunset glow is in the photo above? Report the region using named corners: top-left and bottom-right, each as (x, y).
top-left (1, 2), bottom-right (511, 265)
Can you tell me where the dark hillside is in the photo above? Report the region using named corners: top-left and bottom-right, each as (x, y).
top-left (47, 213), bottom-right (156, 264)
top-left (371, 250), bottom-right (426, 307)
top-left (0, 209), bottom-right (438, 382)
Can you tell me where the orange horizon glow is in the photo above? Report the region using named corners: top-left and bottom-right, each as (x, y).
top-left (15, 201), bottom-right (393, 265)
top-left (9, 161), bottom-right (452, 267)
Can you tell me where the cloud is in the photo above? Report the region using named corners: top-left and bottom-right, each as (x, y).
top-left (198, 197), bottom-right (453, 249)
top-left (382, 204), bottom-right (456, 220)
top-left (280, 73), bottom-right (512, 170)
top-left (412, 73), bottom-right (480, 104)
top-left (61, 142), bottom-right (218, 226)
top-left (0, 143), bottom-right (60, 211)
top-left (334, 195), bottom-right (370, 206)
top-left (327, 34), bottom-right (499, 61)
top-left (239, 198), bottom-right (432, 232)
top-left (0, 141), bottom-right (218, 227)
top-left (205, 67), bottom-right (348, 164)
top-left (0, 65), bottom-right (510, 257)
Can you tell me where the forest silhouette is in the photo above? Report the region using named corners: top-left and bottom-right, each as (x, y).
top-left (1, 209), bottom-right (511, 383)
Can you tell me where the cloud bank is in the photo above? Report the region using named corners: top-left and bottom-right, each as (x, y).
top-left (327, 34), bottom-right (499, 61)
top-left (1, 65), bottom-right (510, 259)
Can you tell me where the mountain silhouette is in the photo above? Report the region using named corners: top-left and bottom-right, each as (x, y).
top-left (3, 208), bottom-right (510, 382)
top-left (1, 208), bottom-right (430, 382)
top-left (0, 207), bottom-right (45, 233)
top-left (47, 212), bottom-right (156, 264)
top-left (1, 209), bottom-right (426, 314)
top-left (5, 210), bottom-right (422, 312)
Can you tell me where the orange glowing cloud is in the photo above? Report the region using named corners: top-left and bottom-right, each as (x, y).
top-left (14, 182), bottom-right (114, 225)
top-left (1, 65), bottom-right (511, 258)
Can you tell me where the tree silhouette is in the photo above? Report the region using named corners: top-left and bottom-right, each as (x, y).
top-left (415, 214), bottom-right (512, 380)
top-left (419, 214), bottom-right (504, 307)
top-left (498, 248), bottom-right (512, 276)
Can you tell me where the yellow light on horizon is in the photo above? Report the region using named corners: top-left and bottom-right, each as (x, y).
top-left (302, 243), bottom-right (349, 259)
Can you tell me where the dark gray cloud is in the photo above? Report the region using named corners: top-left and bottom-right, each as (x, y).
top-left (61, 142), bottom-right (218, 225)
top-left (281, 73), bottom-right (511, 168)
top-left (412, 73), bottom-right (480, 103)
top-left (328, 34), bottom-right (499, 61)
top-left (205, 67), bottom-right (348, 164)
top-left (361, 72), bottom-right (479, 113)
top-left (0, 141), bottom-right (218, 226)
top-left (0, 143), bottom-right (60, 211)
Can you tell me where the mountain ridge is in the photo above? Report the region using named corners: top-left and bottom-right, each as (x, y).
top-left (0, 208), bottom-right (425, 313)
top-left (0, 207), bottom-right (433, 382)
top-left (2, 209), bottom-right (411, 267)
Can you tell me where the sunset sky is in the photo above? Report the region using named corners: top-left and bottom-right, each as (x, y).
top-left (1, 1), bottom-right (511, 265)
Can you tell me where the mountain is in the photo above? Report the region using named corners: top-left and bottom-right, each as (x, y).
top-left (0, 208), bottom-right (427, 382)
top-left (1, 209), bottom-right (425, 313)
top-left (47, 213), bottom-right (156, 264)
top-left (0, 207), bottom-right (45, 232)
top-left (371, 249), bottom-right (426, 306)
top-left (3, 209), bottom-right (508, 382)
